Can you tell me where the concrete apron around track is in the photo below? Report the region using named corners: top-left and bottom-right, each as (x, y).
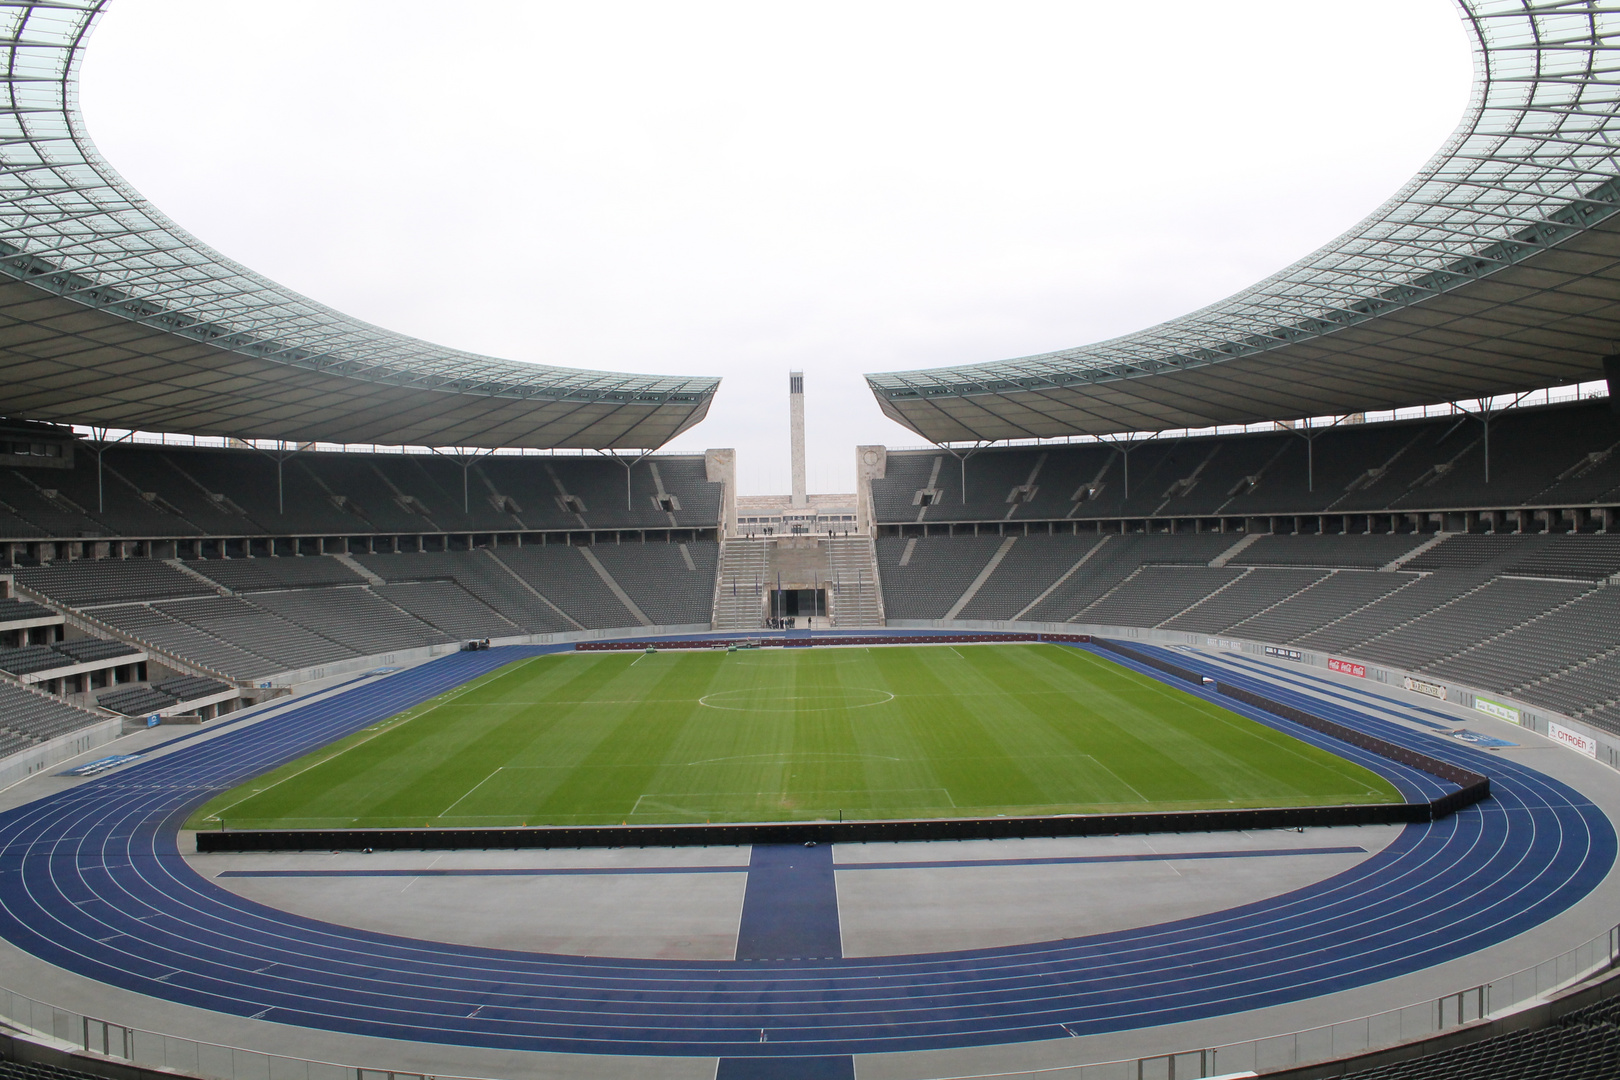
top-left (0, 642), bottom-right (1617, 1080)
top-left (191, 828), bottom-right (1403, 962)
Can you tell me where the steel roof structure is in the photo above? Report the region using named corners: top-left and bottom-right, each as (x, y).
top-left (868, 0), bottom-right (1620, 444)
top-left (0, 1), bottom-right (718, 450)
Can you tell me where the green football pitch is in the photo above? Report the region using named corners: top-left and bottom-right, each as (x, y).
top-left (190, 644), bottom-right (1402, 830)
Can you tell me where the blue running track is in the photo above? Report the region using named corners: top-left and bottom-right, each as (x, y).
top-left (0, 641), bottom-right (1610, 1059)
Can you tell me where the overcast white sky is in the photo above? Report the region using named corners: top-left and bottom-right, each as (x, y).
top-left (78, 0), bottom-right (1472, 495)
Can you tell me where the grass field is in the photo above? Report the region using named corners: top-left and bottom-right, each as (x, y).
top-left (190, 644), bottom-right (1402, 829)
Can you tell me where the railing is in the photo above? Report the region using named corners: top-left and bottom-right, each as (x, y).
top-left (1, 925), bottom-right (1615, 1080)
top-left (0, 987), bottom-right (494, 1080)
top-left (936, 924), bottom-right (1620, 1080)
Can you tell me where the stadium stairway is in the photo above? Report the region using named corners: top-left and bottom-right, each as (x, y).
top-left (826, 536), bottom-right (884, 626)
top-left (713, 539), bottom-right (768, 629)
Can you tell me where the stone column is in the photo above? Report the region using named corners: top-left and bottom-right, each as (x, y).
top-left (790, 371), bottom-right (806, 507)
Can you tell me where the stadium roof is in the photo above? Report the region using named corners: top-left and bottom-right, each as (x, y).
top-left (0, 1), bottom-right (718, 451)
top-left (868, 0), bottom-right (1620, 443)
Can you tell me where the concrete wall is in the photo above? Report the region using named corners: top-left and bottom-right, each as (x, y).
top-left (0, 717), bottom-right (123, 793)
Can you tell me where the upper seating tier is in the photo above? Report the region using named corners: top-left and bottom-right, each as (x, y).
top-left (872, 401), bottom-right (1620, 525)
top-left (0, 445), bottom-right (721, 542)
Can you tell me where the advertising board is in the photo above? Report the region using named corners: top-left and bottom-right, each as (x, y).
top-left (1473, 697), bottom-right (1520, 725)
top-left (1403, 675), bottom-right (1447, 701)
top-left (1548, 721), bottom-right (1599, 759)
top-left (1264, 645), bottom-right (1304, 662)
top-left (1329, 658), bottom-right (1366, 678)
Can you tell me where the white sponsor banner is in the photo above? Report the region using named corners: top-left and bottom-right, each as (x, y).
top-left (1548, 721), bottom-right (1599, 759)
top-left (1404, 675), bottom-right (1447, 701)
top-left (1474, 697), bottom-right (1520, 725)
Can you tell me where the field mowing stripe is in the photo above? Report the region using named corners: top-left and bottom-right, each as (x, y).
top-left (440, 699), bottom-right (693, 706)
top-left (200, 643), bottom-right (1401, 830)
top-left (202, 656), bottom-right (551, 821)
top-left (631, 789), bottom-right (955, 815)
top-left (436, 687), bottom-right (1287, 707)
top-left (684, 753), bottom-right (904, 766)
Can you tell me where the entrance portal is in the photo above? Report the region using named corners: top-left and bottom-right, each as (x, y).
top-left (769, 588), bottom-right (826, 619)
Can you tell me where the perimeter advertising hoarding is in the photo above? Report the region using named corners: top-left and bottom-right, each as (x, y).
top-left (1264, 646), bottom-right (1303, 662)
top-left (1404, 675), bottom-right (1447, 701)
top-left (1548, 721), bottom-right (1599, 759)
top-left (1329, 658), bottom-right (1366, 678)
top-left (1474, 697), bottom-right (1520, 725)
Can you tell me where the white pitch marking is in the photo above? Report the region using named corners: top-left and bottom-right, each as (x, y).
top-left (439, 768), bottom-right (506, 817)
top-left (1082, 754), bottom-right (1152, 804)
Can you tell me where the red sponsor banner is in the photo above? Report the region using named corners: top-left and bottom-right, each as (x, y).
top-left (1329, 658), bottom-right (1366, 678)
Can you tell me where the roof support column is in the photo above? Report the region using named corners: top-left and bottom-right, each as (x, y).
top-left (1104, 432), bottom-right (1159, 501)
top-left (931, 441), bottom-right (990, 505)
top-left (1286, 415), bottom-right (1352, 493)
top-left (595, 447), bottom-right (661, 511)
top-left (249, 442), bottom-right (304, 516)
top-left (1462, 392), bottom-right (1531, 486)
top-left (431, 447), bottom-right (496, 516)
top-left (85, 427), bottom-right (134, 514)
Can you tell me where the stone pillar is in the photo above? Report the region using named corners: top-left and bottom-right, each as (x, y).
top-left (855, 445), bottom-right (886, 537)
top-left (789, 371), bottom-right (806, 507)
top-left (705, 448), bottom-right (737, 538)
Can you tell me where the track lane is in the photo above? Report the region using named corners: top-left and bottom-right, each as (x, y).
top-left (0, 642), bottom-right (1608, 1058)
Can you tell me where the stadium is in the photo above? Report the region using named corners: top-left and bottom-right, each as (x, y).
top-left (0, 1), bottom-right (1618, 1079)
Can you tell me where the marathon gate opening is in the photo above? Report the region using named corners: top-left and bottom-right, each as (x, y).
top-left (770, 588), bottom-right (826, 619)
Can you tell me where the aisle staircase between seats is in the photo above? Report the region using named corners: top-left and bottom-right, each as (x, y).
top-left (712, 540), bottom-right (769, 629)
top-left (826, 536), bottom-right (884, 626)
